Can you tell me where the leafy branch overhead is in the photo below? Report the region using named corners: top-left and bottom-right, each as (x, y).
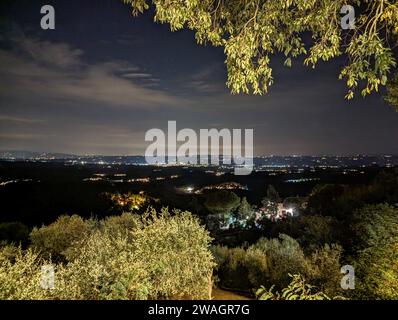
top-left (122, 0), bottom-right (398, 102)
top-left (386, 72), bottom-right (398, 110)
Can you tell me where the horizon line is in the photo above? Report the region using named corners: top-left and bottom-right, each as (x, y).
top-left (0, 150), bottom-right (397, 158)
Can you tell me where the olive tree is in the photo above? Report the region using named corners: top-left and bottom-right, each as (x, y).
top-left (122, 0), bottom-right (398, 101)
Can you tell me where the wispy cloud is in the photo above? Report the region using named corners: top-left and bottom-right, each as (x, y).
top-left (0, 115), bottom-right (44, 124)
top-left (0, 37), bottom-right (188, 110)
top-left (122, 73), bottom-right (153, 79)
top-left (15, 37), bottom-right (83, 69)
top-left (183, 64), bottom-right (226, 94)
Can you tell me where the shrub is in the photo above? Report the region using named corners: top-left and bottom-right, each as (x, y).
top-left (355, 240), bottom-right (398, 300)
top-left (296, 215), bottom-right (338, 250)
top-left (0, 245), bottom-right (49, 300)
top-left (53, 229), bottom-right (150, 300)
top-left (130, 208), bottom-right (214, 299)
top-left (350, 204), bottom-right (398, 251)
top-left (213, 246), bottom-right (252, 290)
top-left (306, 244), bottom-right (343, 296)
top-left (100, 212), bottom-right (142, 239)
top-left (251, 234), bottom-right (308, 289)
top-left (244, 247), bottom-right (268, 288)
top-left (256, 274), bottom-right (331, 300)
top-left (2, 208), bottom-right (214, 300)
top-left (213, 234), bottom-right (342, 295)
top-left (30, 215), bottom-right (96, 261)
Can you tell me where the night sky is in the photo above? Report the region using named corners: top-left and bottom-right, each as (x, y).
top-left (0, 0), bottom-right (397, 156)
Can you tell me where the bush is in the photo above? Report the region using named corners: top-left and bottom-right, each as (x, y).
top-left (296, 216), bottom-right (338, 250)
top-left (130, 208), bottom-right (214, 299)
top-left (251, 234), bottom-right (308, 289)
top-left (30, 215), bottom-right (97, 261)
top-left (2, 208), bottom-right (214, 300)
top-left (306, 244), bottom-right (343, 297)
top-left (0, 245), bottom-right (49, 300)
top-left (256, 274), bottom-right (331, 300)
top-left (350, 203), bottom-right (398, 299)
top-left (99, 212), bottom-right (142, 239)
top-left (350, 203), bottom-right (398, 251)
top-left (213, 234), bottom-right (306, 291)
top-left (213, 234), bottom-right (342, 295)
top-left (355, 240), bottom-right (398, 300)
top-left (265, 214), bottom-right (340, 253)
top-left (212, 246), bottom-right (252, 290)
top-left (52, 229), bottom-right (150, 300)
top-left (244, 247), bottom-right (268, 289)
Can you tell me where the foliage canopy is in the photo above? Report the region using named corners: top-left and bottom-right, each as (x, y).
top-left (1, 208), bottom-right (214, 300)
top-left (122, 0), bottom-right (398, 101)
